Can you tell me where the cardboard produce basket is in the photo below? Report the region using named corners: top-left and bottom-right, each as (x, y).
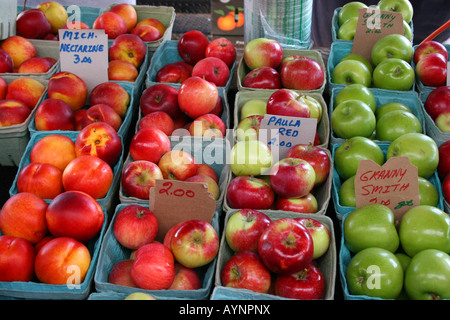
top-left (213, 209), bottom-right (336, 300)
top-left (94, 203), bottom-right (220, 300)
top-left (0, 0), bottom-right (16, 40)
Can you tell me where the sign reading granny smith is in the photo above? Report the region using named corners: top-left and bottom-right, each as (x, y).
top-left (58, 29), bottom-right (108, 92)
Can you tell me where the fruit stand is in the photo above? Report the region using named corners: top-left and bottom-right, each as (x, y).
top-left (0, 0), bottom-right (450, 306)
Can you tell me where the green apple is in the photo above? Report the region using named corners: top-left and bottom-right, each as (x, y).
top-left (338, 175), bottom-right (356, 207)
top-left (298, 94), bottom-right (322, 122)
top-left (332, 59), bottom-right (372, 87)
top-left (344, 203), bottom-right (400, 253)
top-left (236, 115), bottom-right (263, 141)
top-left (418, 176), bottom-right (439, 207)
top-left (371, 34), bottom-right (413, 66)
top-left (332, 100), bottom-right (376, 139)
top-left (337, 16), bottom-right (359, 41)
top-left (404, 249), bottom-right (450, 300)
top-left (375, 110), bottom-right (422, 141)
top-left (240, 99), bottom-right (267, 120)
top-left (375, 102), bottom-right (412, 120)
top-left (229, 140), bottom-right (273, 176)
top-left (124, 292), bottom-right (157, 300)
top-left (340, 53), bottom-right (374, 74)
top-left (377, 0), bottom-right (414, 24)
top-left (346, 247), bottom-right (404, 299)
top-left (373, 58), bottom-right (415, 91)
top-left (334, 136), bottom-right (385, 180)
top-left (399, 205), bottom-right (450, 257)
top-left (386, 132), bottom-right (439, 178)
top-left (335, 84), bottom-right (376, 112)
top-left (338, 1), bottom-right (368, 26)
top-left (395, 252), bottom-right (411, 271)
top-left (403, 20), bottom-right (412, 41)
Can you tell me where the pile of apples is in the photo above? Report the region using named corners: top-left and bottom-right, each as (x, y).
top-left (413, 40), bottom-right (448, 88)
top-left (0, 36), bottom-right (57, 74)
top-left (241, 37), bottom-right (325, 91)
top-left (343, 203), bottom-right (450, 300)
top-left (0, 76), bottom-right (45, 128)
top-left (220, 209), bottom-right (331, 299)
top-left (108, 204), bottom-right (219, 291)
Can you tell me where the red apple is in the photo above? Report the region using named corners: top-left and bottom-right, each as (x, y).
top-left (30, 134), bottom-right (77, 171)
top-left (163, 221), bottom-right (185, 248)
top-left (243, 37), bottom-right (283, 70)
top-left (109, 3), bottom-right (138, 33)
top-left (169, 263), bottom-right (202, 290)
top-left (285, 143), bottom-right (331, 185)
top-left (89, 81), bottom-right (130, 118)
top-left (225, 208), bottom-right (272, 252)
top-left (138, 111), bottom-right (174, 136)
top-left (129, 127), bottom-right (171, 163)
top-left (34, 98), bottom-right (75, 131)
top-left (205, 37), bottom-right (236, 68)
top-left (108, 259), bottom-right (138, 287)
top-left (170, 219), bottom-right (219, 268)
top-left (0, 35), bottom-right (37, 69)
top-left (131, 24), bottom-right (162, 42)
top-left (113, 204), bottom-right (159, 250)
top-left (93, 11), bottom-right (127, 39)
top-left (34, 237), bottom-right (91, 285)
top-left (109, 33), bottom-right (147, 68)
top-left (210, 95), bottom-right (223, 117)
top-left (81, 104), bottom-right (122, 132)
top-left (266, 89), bottom-right (311, 118)
top-left (16, 162), bottom-right (64, 199)
top-left (438, 140), bottom-right (450, 178)
top-left (424, 86), bottom-right (450, 120)
top-left (130, 241), bottom-right (175, 290)
top-left (158, 150), bottom-right (198, 180)
top-left (442, 173), bottom-right (450, 204)
top-left (185, 174), bottom-right (220, 200)
top-left (62, 155), bottom-right (114, 199)
top-left (274, 193), bottom-right (319, 214)
top-left (416, 52), bottom-right (447, 87)
top-left (108, 60), bottom-right (138, 82)
top-left (192, 57), bottom-right (230, 87)
top-left (36, 1), bottom-right (69, 35)
top-left (189, 113), bottom-right (226, 138)
top-left (6, 77), bottom-right (45, 109)
top-left (155, 61), bottom-right (192, 84)
top-left (221, 250), bottom-right (272, 293)
top-left (140, 83), bottom-right (182, 118)
top-left (280, 55), bottom-right (325, 90)
top-left (258, 218), bottom-right (314, 274)
top-left (274, 262), bottom-right (326, 300)
top-left (177, 30), bottom-right (209, 65)
top-left (45, 190), bottom-right (104, 243)
top-left (17, 57), bottom-right (53, 74)
top-left (295, 217), bottom-right (330, 260)
top-left (48, 71), bottom-right (88, 112)
top-left (0, 192), bottom-right (48, 244)
top-left (196, 163), bottom-right (218, 183)
top-left (0, 235), bottom-right (35, 282)
top-left (226, 175), bottom-right (275, 209)
top-left (0, 99), bottom-right (32, 127)
top-left (413, 40), bottom-right (448, 65)
top-left (0, 49), bottom-right (14, 73)
top-left (178, 76), bottom-right (219, 119)
top-left (15, 8), bottom-right (51, 39)
top-left (242, 66), bottom-right (282, 89)
top-left (121, 160), bottom-right (164, 200)
top-left (236, 114), bottom-right (264, 141)
top-left (270, 158), bottom-right (316, 198)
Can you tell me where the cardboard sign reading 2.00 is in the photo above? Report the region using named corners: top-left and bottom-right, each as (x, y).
top-left (354, 156), bottom-right (420, 222)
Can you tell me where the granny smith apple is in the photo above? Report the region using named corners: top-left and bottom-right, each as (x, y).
top-left (418, 176), bottom-right (439, 207)
top-left (334, 136), bottom-right (385, 180)
top-left (386, 132), bottom-right (439, 178)
top-left (338, 1), bottom-right (368, 26)
top-left (229, 140), bottom-right (273, 176)
top-left (375, 110), bottom-right (422, 141)
top-left (240, 99), bottom-right (267, 120)
top-left (372, 58), bottom-right (415, 91)
top-left (337, 16), bottom-right (358, 41)
top-left (399, 205), bottom-right (450, 257)
top-left (331, 100), bottom-right (376, 139)
top-left (338, 175), bottom-right (356, 207)
top-left (340, 53), bottom-right (374, 74)
top-left (375, 102), bottom-right (412, 120)
top-left (331, 59), bottom-right (372, 87)
top-left (371, 34), bottom-right (413, 66)
top-left (334, 84), bottom-right (376, 112)
top-left (404, 249), bottom-right (450, 300)
top-left (346, 247), bottom-right (404, 299)
top-left (344, 203), bottom-right (400, 253)
top-left (377, 0), bottom-right (414, 24)
top-left (403, 20), bottom-right (412, 41)
top-left (395, 252), bottom-right (411, 271)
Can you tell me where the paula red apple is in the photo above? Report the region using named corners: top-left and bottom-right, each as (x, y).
top-left (155, 61), bottom-right (192, 84)
top-left (296, 217), bottom-right (330, 260)
top-left (16, 162), bottom-right (64, 199)
top-left (192, 57), bottom-right (230, 87)
top-left (34, 98), bottom-right (75, 131)
top-left (140, 83), bottom-right (182, 118)
top-left (196, 163), bottom-right (218, 183)
top-left (185, 174), bottom-right (220, 200)
top-left (121, 159), bottom-right (164, 200)
top-left (0, 99), bottom-right (32, 127)
top-left (108, 259), bottom-right (138, 287)
top-left (89, 81), bottom-right (130, 118)
top-left (413, 40), bottom-right (448, 65)
top-left (93, 11), bottom-right (127, 39)
top-left (205, 37), bottom-right (236, 68)
top-left (6, 77), bottom-right (46, 109)
top-left (113, 204), bottom-right (159, 250)
top-left (243, 37), bottom-right (283, 70)
top-left (45, 190), bottom-right (104, 243)
top-left (109, 33), bottom-right (147, 68)
top-left (177, 30), bottom-right (209, 65)
top-left (158, 150), bottom-right (198, 181)
top-left (226, 175), bottom-right (275, 209)
top-left (416, 52), bottom-right (447, 87)
top-left (178, 76), bottom-right (219, 119)
top-left (30, 134), bottom-right (77, 171)
top-left (0, 35), bottom-right (37, 69)
top-left (48, 71), bottom-right (88, 111)
top-left (0, 49), bottom-right (14, 73)
top-left (270, 158), bottom-right (316, 198)
top-left (280, 55), bottom-right (325, 90)
top-left (81, 104), bottom-right (122, 132)
top-left (266, 89), bottom-right (311, 118)
top-left (274, 193), bottom-right (319, 214)
top-left (129, 127), bottom-right (171, 163)
top-left (189, 113), bottom-right (226, 138)
top-left (169, 263), bottom-right (202, 290)
top-left (138, 111), bottom-right (174, 136)
top-left (0, 192), bottom-right (48, 244)
top-left (0, 235), bottom-right (35, 282)
top-left (242, 66), bottom-right (282, 89)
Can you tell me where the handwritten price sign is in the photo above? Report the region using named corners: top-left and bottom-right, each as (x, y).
top-left (354, 156), bottom-right (420, 222)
